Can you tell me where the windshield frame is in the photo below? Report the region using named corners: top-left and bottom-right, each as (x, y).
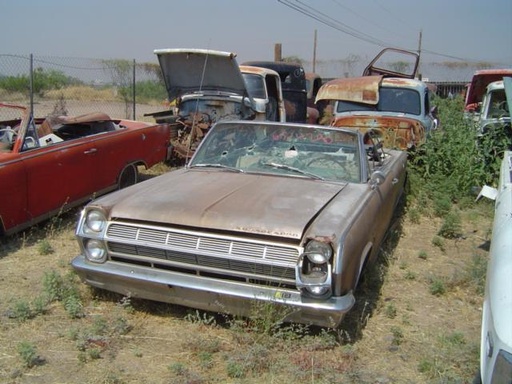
top-left (189, 121), bottom-right (364, 183)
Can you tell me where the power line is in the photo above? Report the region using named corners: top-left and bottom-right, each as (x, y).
top-left (277, 0), bottom-right (481, 63)
top-left (277, 0), bottom-right (395, 49)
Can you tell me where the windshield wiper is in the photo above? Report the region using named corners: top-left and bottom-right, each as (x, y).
top-left (189, 163), bottom-right (245, 173)
top-left (261, 162), bottom-right (324, 180)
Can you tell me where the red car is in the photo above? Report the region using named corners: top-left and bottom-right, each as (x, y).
top-left (0, 103), bottom-right (171, 236)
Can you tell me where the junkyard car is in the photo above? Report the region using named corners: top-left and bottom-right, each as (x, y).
top-left (72, 120), bottom-right (407, 327)
top-left (0, 103), bottom-right (171, 236)
top-left (315, 48), bottom-right (437, 150)
top-left (464, 69), bottom-right (512, 120)
top-left (476, 77), bottom-right (512, 383)
top-left (242, 61), bottom-right (316, 123)
top-left (477, 80), bottom-right (510, 137)
top-left (149, 49), bottom-right (285, 164)
top-left (315, 76), bottom-right (437, 150)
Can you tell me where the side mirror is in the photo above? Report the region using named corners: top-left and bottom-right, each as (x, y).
top-left (369, 170), bottom-right (386, 189)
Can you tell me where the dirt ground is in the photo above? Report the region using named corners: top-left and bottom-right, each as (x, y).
top-left (0, 175), bottom-right (493, 384)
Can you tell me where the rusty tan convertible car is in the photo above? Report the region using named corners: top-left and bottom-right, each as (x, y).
top-left (72, 120), bottom-right (407, 327)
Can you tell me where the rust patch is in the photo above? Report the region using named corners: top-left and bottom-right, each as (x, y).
top-left (315, 76), bottom-right (382, 105)
top-left (332, 115), bottom-right (425, 150)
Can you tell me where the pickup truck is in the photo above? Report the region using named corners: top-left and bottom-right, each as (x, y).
top-left (315, 48), bottom-right (437, 151)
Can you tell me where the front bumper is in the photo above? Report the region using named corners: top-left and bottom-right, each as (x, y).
top-left (71, 255), bottom-right (355, 328)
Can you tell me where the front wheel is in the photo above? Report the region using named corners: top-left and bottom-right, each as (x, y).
top-left (118, 164), bottom-right (138, 189)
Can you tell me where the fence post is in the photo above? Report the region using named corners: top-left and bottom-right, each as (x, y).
top-left (133, 59), bottom-right (136, 120)
top-left (29, 53), bottom-right (34, 116)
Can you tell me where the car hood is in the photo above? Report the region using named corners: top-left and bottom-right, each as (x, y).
top-left (154, 48), bottom-right (248, 101)
top-left (98, 169), bottom-right (348, 240)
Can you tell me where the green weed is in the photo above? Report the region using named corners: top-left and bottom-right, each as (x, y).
top-left (17, 341), bottom-right (43, 368)
top-left (37, 239), bottom-right (54, 255)
top-left (429, 277), bottom-right (447, 296)
top-left (418, 250), bottom-right (428, 260)
top-left (384, 303), bottom-right (397, 319)
top-left (431, 236), bottom-right (445, 251)
top-left (438, 211), bottom-right (462, 239)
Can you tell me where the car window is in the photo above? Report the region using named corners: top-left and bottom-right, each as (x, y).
top-left (21, 117), bottom-right (40, 151)
top-left (242, 73), bottom-right (266, 99)
top-left (379, 87), bottom-right (421, 115)
top-left (487, 89), bottom-right (509, 118)
top-left (190, 122), bottom-right (362, 183)
top-left (336, 100), bottom-right (375, 113)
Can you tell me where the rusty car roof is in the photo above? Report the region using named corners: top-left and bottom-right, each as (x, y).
top-left (315, 76), bottom-right (428, 105)
top-left (315, 76), bottom-right (382, 105)
top-left (465, 69), bottom-right (512, 109)
top-left (239, 65), bottom-right (280, 77)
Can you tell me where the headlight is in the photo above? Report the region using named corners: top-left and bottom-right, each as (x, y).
top-left (304, 241), bottom-right (332, 264)
top-left (84, 239), bottom-right (107, 263)
top-left (296, 240), bottom-right (333, 298)
top-left (85, 209), bottom-right (107, 233)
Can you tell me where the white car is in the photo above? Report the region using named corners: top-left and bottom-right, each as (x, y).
top-left (477, 77), bottom-right (512, 384)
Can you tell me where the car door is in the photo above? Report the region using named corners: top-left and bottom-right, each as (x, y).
top-left (22, 134), bottom-right (98, 222)
top-left (363, 150), bottom-right (406, 255)
top-left (0, 154), bottom-right (29, 234)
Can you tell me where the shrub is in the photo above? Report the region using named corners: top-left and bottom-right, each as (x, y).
top-left (17, 341), bottom-right (42, 368)
top-left (408, 96), bottom-right (508, 207)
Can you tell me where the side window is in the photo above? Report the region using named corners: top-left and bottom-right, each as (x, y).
top-left (265, 76), bottom-right (279, 121)
top-left (21, 117), bottom-right (40, 151)
top-left (425, 89), bottom-right (431, 117)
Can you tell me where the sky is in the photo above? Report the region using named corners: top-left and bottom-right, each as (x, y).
top-left (1, 0), bottom-right (511, 67)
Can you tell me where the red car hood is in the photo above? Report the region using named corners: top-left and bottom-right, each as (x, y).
top-left (99, 169), bottom-right (347, 240)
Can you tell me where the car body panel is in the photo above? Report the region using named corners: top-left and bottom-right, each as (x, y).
top-left (362, 47), bottom-right (419, 79)
top-left (0, 103), bottom-right (171, 236)
top-left (72, 120), bottom-right (407, 327)
top-left (315, 76), bottom-right (381, 105)
top-left (478, 77), bottom-right (512, 383)
top-left (154, 48), bottom-right (247, 101)
top-left (96, 170), bottom-right (348, 240)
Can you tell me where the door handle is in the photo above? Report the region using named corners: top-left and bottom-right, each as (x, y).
top-left (84, 148), bottom-right (97, 154)
top-left (392, 177), bottom-right (399, 185)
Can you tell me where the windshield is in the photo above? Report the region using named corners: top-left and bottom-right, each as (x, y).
top-left (190, 122), bottom-right (362, 183)
top-left (485, 89), bottom-right (509, 119)
top-left (336, 87), bottom-right (421, 115)
top-left (242, 73), bottom-right (266, 99)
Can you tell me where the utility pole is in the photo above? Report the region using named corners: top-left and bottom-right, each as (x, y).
top-left (274, 43), bottom-right (282, 61)
top-left (417, 29), bottom-right (422, 79)
top-left (313, 29), bottom-right (317, 73)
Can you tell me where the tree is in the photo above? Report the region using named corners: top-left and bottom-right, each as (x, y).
top-left (102, 59), bottom-right (133, 119)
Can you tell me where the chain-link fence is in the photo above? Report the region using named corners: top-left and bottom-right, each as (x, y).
top-left (0, 54), bottom-right (167, 122)
top-left (1, 53), bottom-right (506, 121)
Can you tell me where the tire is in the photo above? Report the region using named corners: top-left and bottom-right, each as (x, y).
top-left (118, 164), bottom-right (138, 190)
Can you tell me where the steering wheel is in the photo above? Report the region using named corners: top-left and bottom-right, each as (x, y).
top-left (496, 101), bottom-right (509, 117)
top-left (306, 155), bottom-right (348, 179)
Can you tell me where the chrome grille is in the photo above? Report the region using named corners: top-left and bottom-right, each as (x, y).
top-left (105, 223), bottom-right (300, 285)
